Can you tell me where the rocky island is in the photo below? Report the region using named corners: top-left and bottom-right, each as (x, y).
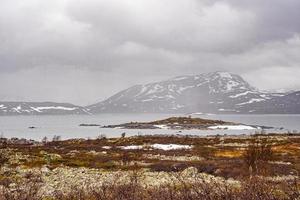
top-left (101, 116), bottom-right (259, 130)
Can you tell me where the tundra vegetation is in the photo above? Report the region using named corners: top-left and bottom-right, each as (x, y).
top-left (0, 132), bottom-right (299, 199)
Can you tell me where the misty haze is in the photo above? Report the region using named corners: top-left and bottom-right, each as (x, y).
top-left (0, 1), bottom-right (299, 199)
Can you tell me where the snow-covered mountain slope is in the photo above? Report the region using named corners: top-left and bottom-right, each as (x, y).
top-left (87, 72), bottom-right (287, 114)
top-left (0, 102), bottom-right (89, 115)
top-left (240, 91), bottom-right (300, 114)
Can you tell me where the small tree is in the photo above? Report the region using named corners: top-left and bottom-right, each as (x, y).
top-left (97, 134), bottom-right (107, 140)
top-left (52, 135), bottom-right (61, 142)
top-left (42, 136), bottom-right (48, 144)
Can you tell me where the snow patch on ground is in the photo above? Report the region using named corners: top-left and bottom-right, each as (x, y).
top-left (208, 125), bottom-right (256, 130)
top-left (119, 144), bottom-right (193, 151)
top-left (120, 145), bottom-right (143, 150)
top-left (218, 108), bottom-right (236, 112)
top-left (151, 144), bottom-right (192, 150)
top-left (33, 106), bottom-right (77, 111)
top-left (153, 125), bottom-right (169, 129)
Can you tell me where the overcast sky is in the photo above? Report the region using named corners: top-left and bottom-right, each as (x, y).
top-left (0, 0), bottom-right (300, 105)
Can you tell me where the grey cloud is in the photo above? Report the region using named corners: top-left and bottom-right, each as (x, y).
top-left (0, 0), bottom-right (299, 105)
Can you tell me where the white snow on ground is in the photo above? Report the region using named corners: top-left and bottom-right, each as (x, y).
top-left (32, 106), bottom-right (77, 111)
top-left (120, 145), bottom-right (143, 150)
top-left (218, 108), bottom-right (236, 112)
top-left (208, 125), bottom-right (256, 130)
top-left (153, 125), bottom-right (169, 129)
top-left (151, 144), bottom-right (192, 150)
top-left (119, 144), bottom-right (193, 151)
top-left (269, 161), bottom-right (292, 165)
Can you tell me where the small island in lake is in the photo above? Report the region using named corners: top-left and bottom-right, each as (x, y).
top-left (79, 123), bottom-right (101, 127)
top-left (102, 116), bottom-right (260, 130)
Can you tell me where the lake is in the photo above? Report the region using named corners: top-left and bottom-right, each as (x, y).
top-left (0, 114), bottom-right (299, 141)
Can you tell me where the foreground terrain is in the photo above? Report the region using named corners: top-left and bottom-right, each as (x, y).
top-left (0, 132), bottom-right (299, 199)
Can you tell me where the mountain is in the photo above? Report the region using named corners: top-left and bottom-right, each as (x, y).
top-left (2, 72), bottom-right (298, 115)
top-left (0, 102), bottom-right (89, 115)
top-left (87, 71), bottom-right (291, 114)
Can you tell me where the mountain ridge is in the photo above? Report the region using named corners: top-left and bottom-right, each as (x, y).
top-left (0, 101), bottom-right (90, 115)
top-left (87, 71), bottom-right (295, 114)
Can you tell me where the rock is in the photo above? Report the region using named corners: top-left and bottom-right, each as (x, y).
top-left (39, 150), bottom-right (47, 155)
top-left (43, 153), bottom-right (62, 163)
top-left (41, 166), bottom-right (50, 174)
top-left (182, 167), bottom-right (198, 177)
top-left (87, 150), bottom-right (99, 156)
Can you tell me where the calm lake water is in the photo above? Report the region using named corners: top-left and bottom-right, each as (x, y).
top-left (0, 114), bottom-right (299, 140)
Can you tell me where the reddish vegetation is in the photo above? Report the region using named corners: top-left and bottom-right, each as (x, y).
top-left (0, 133), bottom-right (299, 199)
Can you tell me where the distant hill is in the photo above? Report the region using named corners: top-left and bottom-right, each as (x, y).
top-left (0, 102), bottom-right (89, 115)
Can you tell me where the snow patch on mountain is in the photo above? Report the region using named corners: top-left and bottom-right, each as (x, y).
top-left (237, 98), bottom-right (266, 105)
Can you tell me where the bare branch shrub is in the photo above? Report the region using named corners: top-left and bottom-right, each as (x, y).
top-left (243, 136), bottom-right (274, 175)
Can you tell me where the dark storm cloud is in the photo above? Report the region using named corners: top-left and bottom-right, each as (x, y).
top-left (0, 0), bottom-right (299, 105)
